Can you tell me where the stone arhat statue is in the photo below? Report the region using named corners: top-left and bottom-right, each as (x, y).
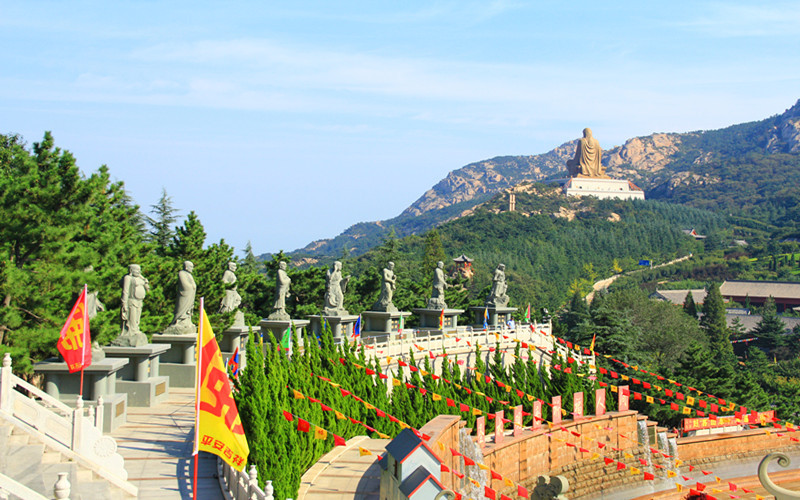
top-left (164, 261), bottom-right (197, 334)
top-left (485, 263), bottom-right (509, 307)
top-left (219, 261), bottom-right (242, 313)
top-left (426, 261), bottom-right (449, 310)
top-left (113, 264), bottom-right (150, 347)
top-left (268, 261), bottom-right (292, 321)
top-left (323, 261), bottom-right (350, 316)
top-left (372, 261), bottom-right (398, 312)
top-left (566, 127), bottom-right (607, 178)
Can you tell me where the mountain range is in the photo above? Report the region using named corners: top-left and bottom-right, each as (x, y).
top-left (280, 99), bottom-right (800, 263)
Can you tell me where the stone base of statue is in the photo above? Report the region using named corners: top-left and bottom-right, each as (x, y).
top-left (308, 315), bottom-right (359, 342)
top-left (35, 358), bottom-right (129, 432)
top-left (110, 330), bottom-right (149, 348)
top-left (412, 308), bottom-right (464, 333)
top-left (260, 319), bottom-right (309, 349)
top-left (564, 177), bottom-right (645, 200)
top-left (469, 306), bottom-right (518, 328)
top-left (361, 311), bottom-right (412, 337)
top-left (102, 344), bottom-right (170, 407)
top-left (230, 310), bottom-right (246, 328)
top-left (220, 324), bottom-right (259, 372)
top-left (150, 333), bottom-right (196, 388)
top-left (162, 321), bottom-right (196, 336)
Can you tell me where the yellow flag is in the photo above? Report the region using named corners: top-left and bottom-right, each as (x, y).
top-left (359, 447), bottom-right (372, 456)
top-left (454, 384), bottom-right (462, 390)
top-left (195, 305), bottom-right (249, 471)
top-left (293, 389), bottom-right (305, 399)
top-left (686, 396), bottom-right (695, 406)
top-left (646, 396), bottom-right (654, 404)
top-left (421, 370), bottom-right (429, 376)
top-left (715, 476), bottom-right (721, 483)
top-left (504, 478), bottom-right (514, 487)
top-left (472, 408), bottom-right (482, 416)
top-left (561, 409), bottom-right (567, 416)
top-left (630, 467), bottom-right (640, 475)
top-left (506, 385), bottom-right (512, 393)
top-left (432, 393), bottom-right (442, 401)
top-left (334, 411), bottom-right (345, 420)
top-left (437, 442), bottom-right (445, 451)
top-left (478, 464), bottom-right (490, 471)
top-left (623, 452), bottom-right (633, 459)
top-left (527, 394), bottom-right (534, 401)
top-left (475, 371), bottom-right (483, 379)
top-left (386, 356), bottom-right (393, 364)
top-left (682, 406), bottom-right (691, 415)
top-left (314, 426), bottom-right (328, 440)
top-left (377, 433), bottom-right (390, 439)
top-left (674, 459), bottom-right (683, 466)
top-left (470, 479), bottom-right (480, 487)
top-left (676, 484), bottom-right (683, 492)
top-left (392, 378), bottom-right (402, 386)
top-left (667, 470), bottom-right (676, 478)
top-left (621, 375), bottom-right (629, 381)
top-left (610, 386), bottom-right (618, 393)
top-left (591, 453), bottom-right (600, 460)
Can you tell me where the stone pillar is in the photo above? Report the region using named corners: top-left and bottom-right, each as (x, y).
top-left (533, 400), bottom-right (542, 430)
top-left (552, 396), bottom-right (562, 425)
top-left (476, 416), bottom-right (485, 447)
top-left (618, 385), bottom-right (629, 412)
top-left (494, 410), bottom-right (504, 445)
top-left (595, 388), bottom-right (606, 416)
top-left (573, 392), bottom-right (584, 420)
top-left (513, 405), bottom-right (523, 436)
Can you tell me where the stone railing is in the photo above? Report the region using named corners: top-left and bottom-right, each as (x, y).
top-left (352, 322), bottom-right (591, 368)
top-left (0, 471), bottom-right (71, 500)
top-left (216, 458), bottom-right (276, 500)
top-left (0, 353), bottom-right (135, 497)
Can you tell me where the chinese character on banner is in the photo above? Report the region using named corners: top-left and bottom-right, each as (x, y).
top-left (195, 304), bottom-right (249, 471)
top-left (57, 286), bottom-right (92, 373)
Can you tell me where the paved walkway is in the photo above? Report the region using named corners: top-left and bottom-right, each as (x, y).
top-left (297, 436), bottom-right (388, 500)
top-left (111, 388), bottom-right (223, 499)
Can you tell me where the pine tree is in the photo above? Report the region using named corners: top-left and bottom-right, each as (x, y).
top-left (422, 229), bottom-right (447, 282)
top-left (682, 291), bottom-right (698, 319)
top-left (700, 283), bottom-right (734, 361)
top-left (753, 296), bottom-right (785, 353)
top-left (146, 188), bottom-right (179, 255)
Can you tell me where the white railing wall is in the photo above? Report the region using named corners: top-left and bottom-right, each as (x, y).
top-left (0, 352), bottom-right (133, 495)
top-left (217, 458), bottom-right (274, 500)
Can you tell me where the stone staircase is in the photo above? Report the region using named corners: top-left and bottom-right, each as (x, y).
top-left (0, 418), bottom-right (133, 499)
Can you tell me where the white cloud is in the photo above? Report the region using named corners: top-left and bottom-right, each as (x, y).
top-left (674, 2), bottom-right (800, 37)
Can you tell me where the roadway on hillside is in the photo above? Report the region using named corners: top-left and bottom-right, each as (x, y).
top-left (586, 253), bottom-right (693, 303)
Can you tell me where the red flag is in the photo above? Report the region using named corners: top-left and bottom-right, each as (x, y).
top-left (57, 286), bottom-right (91, 373)
top-left (644, 472), bottom-right (654, 480)
top-left (484, 486), bottom-right (496, 500)
top-left (518, 485), bottom-right (529, 498)
top-left (463, 456), bottom-right (475, 466)
top-left (298, 419), bottom-right (311, 432)
top-left (333, 434), bottom-right (345, 446)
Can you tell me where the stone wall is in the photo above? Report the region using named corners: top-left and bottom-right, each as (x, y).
top-left (678, 428), bottom-right (799, 469)
top-left (420, 410), bottom-right (666, 499)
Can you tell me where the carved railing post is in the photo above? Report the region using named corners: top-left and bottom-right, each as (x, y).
top-left (95, 396), bottom-right (104, 431)
top-left (263, 480), bottom-right (274, 500)
top-left (53, 471), bottom-right (71, 499)
top-left (759, 453), bottom-right (800, 499)
top-left (0, 353), bottom-right (11, 412)
top-left (71, 396), bottom-right (83, 451)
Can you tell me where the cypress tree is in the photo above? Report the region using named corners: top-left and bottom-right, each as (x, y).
top-left (683, 291), bottom-right (698, 319)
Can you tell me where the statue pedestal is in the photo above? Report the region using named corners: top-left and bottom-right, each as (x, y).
top-left (564, 177), bottom-right (645, 200)
top-left (34, 358), bottom-right (128, 432)
top-left (469, 306), bottom-right (518, 328)
top-left (307, 315), bottom-right (359, 342)
top-left (411, 308), bottom-right (464, 333)
top-left (219, 325), bottom-right (259, 372)
top-left (102, 344), bottom-right (170, 407)
top-left (361, 311), bottom-right (412, 337)
top-left (151, 333), bottom-right (197, 388)
top-left (259, 319), bottom-right (309, 349)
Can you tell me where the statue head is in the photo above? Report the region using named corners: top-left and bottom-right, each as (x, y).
top-left (583, 127), bottom-right (593, 138)
top-left (437, 261), bottom-right (444, 269)
top-left (184, 261), bottom-right (194, 272)
top-left (129, 264), bottom-right (141, 276)
top-left (498, 263), bottom-right (505, 271)
top-left (279, 261), bottom-right (287, 270)
top-left (333, 261), bottom-right (342, 271)
top-left (228, 262), bottom-right (237, 272)
top-left (387, 261), bottom-right (395, 270)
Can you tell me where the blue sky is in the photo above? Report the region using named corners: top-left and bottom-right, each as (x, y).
top-left (2, 1), bottom-right (799, 255)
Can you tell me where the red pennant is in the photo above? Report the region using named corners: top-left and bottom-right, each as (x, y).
top-left (644, 472), bottom-right (654, 480)
top-left (333, 434), bottom-right (345, 446)
top-left (282, 411), bottom-right (294, 421)
top-left (297, 419), bottom-right (311, 432)
top-left (441, 464), bottom-right (450, 473)
top-left (616, 462), bottom-right (626, 470)
top-left (491, 470), bottom-right (502, 480)
top-left (518, 485), bottom-right (529, 498)
top-left (604, 457), bottom-right (614, 465)
top-left (484, 486), bottom-right (497, 500)
top-left (463, 456), bottom-right (475, 466)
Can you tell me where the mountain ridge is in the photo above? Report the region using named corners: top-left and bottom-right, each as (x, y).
top-left (278, 99), bottom-right (800, 263)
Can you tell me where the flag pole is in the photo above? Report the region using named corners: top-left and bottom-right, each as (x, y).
top-left (79, 284), bottom-right (87, 398)
top-left (193, 298), bottom-right (204, 500)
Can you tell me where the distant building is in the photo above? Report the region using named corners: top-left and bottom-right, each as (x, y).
top-left (726, 313), bottom-right (800, 333)
top-left (453, 255), bottom-right (474, 279)
top-left (720, 280), bottom-right (800, 313)
top-left (682, 229), bottom-right (707, 240)
top-left (650, 289), bottom-right (707, 306)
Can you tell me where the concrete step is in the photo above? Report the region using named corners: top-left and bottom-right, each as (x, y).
top-left (5, 443), bottom-right (47, 494)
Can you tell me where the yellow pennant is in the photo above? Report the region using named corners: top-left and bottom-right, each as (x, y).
top-left (610, 386), bottom-right (618, 393)
top-left (364, 402), bottom-right (376, 410)
top-left (454, 384), bottom-right (462, 390)
top-left (475, 371), bottom-right (483, 379)
top-left (470, 478), bottom-right (480, 487)
top-left (676, 484), bottom-right (683, 492)
top-left (686, 396), bottom-right (695, 406)
top-left (314, 426), bottom-right (327, 440)
top-left (682, 406), bottom-right (691, 415)
top-left (472, 408), bottom-right (482, 416)
top-left (504, 478), bottom-right (514, 487)
top-left (334, 411), bottom-right (345, 420)
top-left (437, 442), bottom-right (445, 451)
top-left (621, 375), bottom-right (629, 381)
top-left (293, 389), bottom-right (305, 399)
top-left (377, 433), bottom-right (390, 439)
top-left (398, 422), bottom-right (410, 429)
top-left (674, 459), bottom-right (683, 466)
top-left (421, 370), bottom-right (429, 376)
top-left (646, 396), bottom-right (654, 404)
top-left (386, 356), bottom-right (393, 364)
top-left (359, 447), bottom-right (372, 456)
top-left (667, 470), bottom-right (677, 478)
top-left (624, 452), bottom-right (633, 459)
top-left (392, 378), bottom-right (402, 386)
top-left (591, 453), bottom-right (600, 460)
top-left (630, 467), bottom-right (640, 475)
top-left (478, 464), bottom-right (490, 471)
top-left (432, 393), bottom-right (442, 401)
top-left (527, 394), bottom-right (534, 401)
